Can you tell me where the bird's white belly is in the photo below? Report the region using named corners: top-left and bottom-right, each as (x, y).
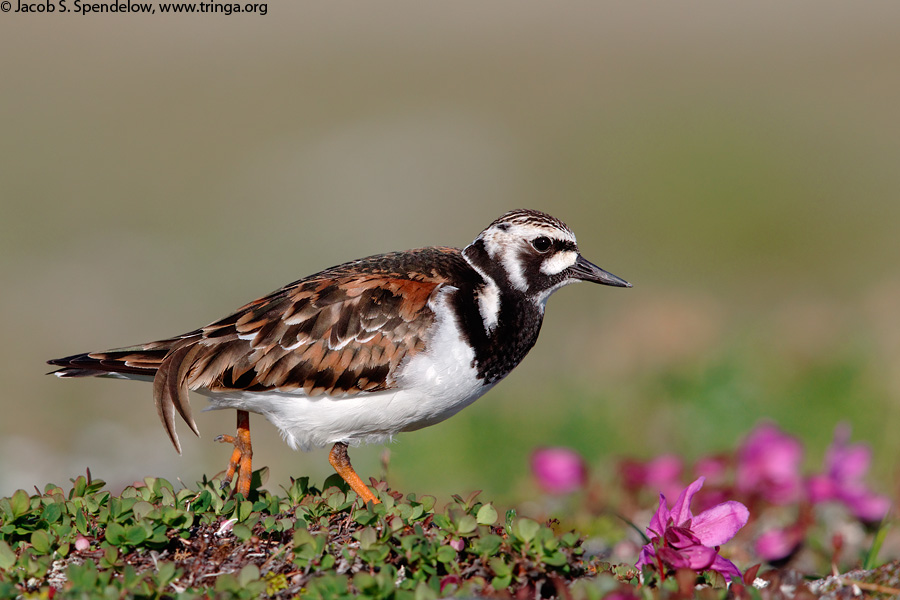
top-left (200, 293), bottom-right (494, 451)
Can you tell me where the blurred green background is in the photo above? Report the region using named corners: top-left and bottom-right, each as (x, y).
top-left (2, 3), bottom-right (899, 507)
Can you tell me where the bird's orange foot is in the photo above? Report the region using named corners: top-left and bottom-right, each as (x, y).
top-left (215, 410), bottom-right (252, 497)
top-left (329, 442), bottom-right (380, 505)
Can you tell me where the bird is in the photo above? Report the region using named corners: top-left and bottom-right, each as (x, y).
top-left (48, 209), bottom-right (630, 504)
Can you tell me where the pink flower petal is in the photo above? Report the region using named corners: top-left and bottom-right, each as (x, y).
top-left (709, 555), bottom-right (743, 581)
top-left (736, 423), bottom-right (804, 504)
top-left (439, 575), bottom-right (461, 593)
top-left (670, 477), bottom-right (705, 526)
top-left (681, 544), bottom-right (718, 571)
top-left (829, 443), bottom-right (871, 483)
top-left (635, 545), bottom-right (656, 571)
top-left (531, 447), bottom-right (587, 494)
top-left (657, 546), bottom-right (691, 570)
top-left (648, 494), bottom-right (669, 537)
top-left (843, 490), bottom-right (891, 523)
top-left (665, 526), bottom-right (701, 549)
top-left (691, 501), bottom-right (749, 547)
top-left (694, 455), bottom-right (729, 482)
top-left (660, 544), bottom-right (717, 571)
top-left (645, 455), bottom-right (684, 499)
top-left (755, 527), bottom-right (803, 562)
top-left (807, 474), bottom-right (838, 502)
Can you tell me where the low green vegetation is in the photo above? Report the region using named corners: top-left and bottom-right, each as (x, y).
top-left (0, 472), bottom-right (631, 599)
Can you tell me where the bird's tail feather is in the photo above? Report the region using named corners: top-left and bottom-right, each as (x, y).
top-left (47, 335), bottom-right (204, 453)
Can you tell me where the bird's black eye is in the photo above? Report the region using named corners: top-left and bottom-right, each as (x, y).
top-left (531, 236), bottom-right (552, 253)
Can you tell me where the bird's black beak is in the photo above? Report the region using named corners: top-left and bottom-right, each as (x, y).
top-left (570, 254), bottom-right (632, 288)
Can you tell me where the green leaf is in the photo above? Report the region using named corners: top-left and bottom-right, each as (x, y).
top-left (0, 541), bottom-right (16, 570)
top-left (30, 530), bottom-right (52, 555)
top-left (489, 556), bottom-right (511, 576)
top-left (355, 526), bottom-right (378, 550)
top-left (505, 508), bottom-right (517, 534)
top-left (432, 514), bottom-right (452, 530)
top-left (105, 523), bottom-right (126, 546)
top-left (473, 534), bottom-right (503, 557)
top-left (190, 490), bottom-right (212, 513)
top-left (456, 515), bottom-right (477, 534)
top-left (323, 489), bottom-right (347, 512)
top-left (156, 560), bottom-right (177, 586)
top-left (70, 476), bottom-right (86, 499)
top-left (419, 496), bottom-right (436, 513)
top-left (10, 490), bottom-right (30, 519)
top-left (476, 504), bottom-right (498, 526)
top-left (252, 466), bottom-right (270, 489)
top-left (42, 502), bottom-right (63, 524)
top-left (353, 506), bottom-right (378, 526)
top-left (436, 544), bottom-right (457, 563)
top-left (236, 500), bottom-right (253, 522)
top-left (514, 518), bottom-right (540, 543)
top-left (131, 501), bottom-right (154, 522)
top-left (147, 524), bottom-right (169, 546)
top-left (101, 544), bottom-right (120, 568)
top-left (238, 564), bottom-right (260, 587)
top-left (319, 553), bottom-right (335, 570)
top-left (74, 510), bottom-right (88, 535)
top-left (864, 518), bottom-right (890, 570)
top-left (232, 524), bottom-right (252, 541)
top-left (124, 525), bottom-right (148, 546)
top-left (322, 474), bottom-right (348, 495)
top-left (542, 550), bottom-right (568, 566)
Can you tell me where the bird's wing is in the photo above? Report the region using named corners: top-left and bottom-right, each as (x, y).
top-left (148, 272), bottom-right (445, 451)
top-left (185, 273), bottom-right (443, 396)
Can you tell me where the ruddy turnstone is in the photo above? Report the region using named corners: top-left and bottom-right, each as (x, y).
top-left (48, 209), bottom-right (630, 504)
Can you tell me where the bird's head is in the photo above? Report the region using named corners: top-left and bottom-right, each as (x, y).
top-left (463, 209), bottom-right (631, 307)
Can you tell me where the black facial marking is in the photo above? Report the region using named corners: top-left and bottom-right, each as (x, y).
top-left (448, 275), bottom-right (544, 385)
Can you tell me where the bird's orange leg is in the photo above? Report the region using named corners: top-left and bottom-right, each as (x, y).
top-left (214, 410), bottom-right (253, 497)
top-left (329, 442), bottom-right (379, 505)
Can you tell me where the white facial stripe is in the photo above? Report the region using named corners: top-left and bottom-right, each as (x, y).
top-left (540, 250), bottom-right (577, 276)
top-left (465, 254), bottom-right (503, 331)
top-left (511, 223), bottom-right (577, 245)
top-left (502, 251), bottom-right (529, 292)
top-left (532, 279), bottom-right (578, 310)
top-left (477, 280), bottom-right (501, 332)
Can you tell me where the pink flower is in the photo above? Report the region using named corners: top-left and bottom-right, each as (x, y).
top-left (621, 455), bottom-right (684, 501)
top-left (636, 477), bottom-right (749, 581)
top-left (694, 455), bottom-right (729, 484)
top-left (74, 535), bottom-right (91, 552)
top-left (531, 447), bottom-right (587, 494)
top-left (755, 526), bottom-right (804, 562)
top-left (439, 575), bottom-right (461, 593)
top-left (807, 424), bottom-right (890, 522)
top-left (736, 423), bottom-right (804, 504)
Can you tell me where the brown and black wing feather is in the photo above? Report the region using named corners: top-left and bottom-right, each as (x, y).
top-left (48, 247), bottom-right (469, 452)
